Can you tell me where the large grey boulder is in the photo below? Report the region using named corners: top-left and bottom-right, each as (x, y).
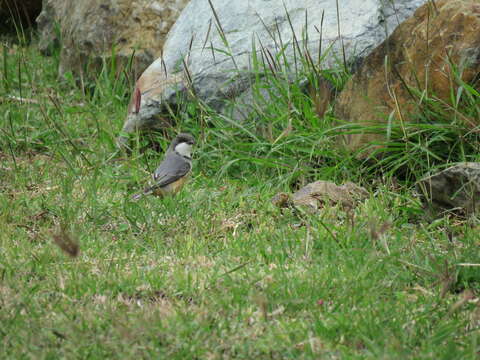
top-left (119, 0), bottom-right (427, 139)
top-left (36, 0), bottom-right (190, 80)
top-left (417, 163), bottom-right (480, 217)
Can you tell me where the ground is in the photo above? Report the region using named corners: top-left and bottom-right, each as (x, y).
top-left (0, 38), bottom-right (480, 359)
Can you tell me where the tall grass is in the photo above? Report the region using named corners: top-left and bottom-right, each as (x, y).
top-left (338, 68), bottom-right (480, 182)
top-left (129, 2), bottom-right (479, 192)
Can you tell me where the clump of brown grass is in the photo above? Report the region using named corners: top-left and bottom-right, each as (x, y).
top-left (52, 225), bottom-right (80, 257)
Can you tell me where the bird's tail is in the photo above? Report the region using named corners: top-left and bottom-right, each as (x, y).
top-left (131, 185), bottom-right (158, 201)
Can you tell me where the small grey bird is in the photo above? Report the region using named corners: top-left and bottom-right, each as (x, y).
top-left (132, 133), bottom-right (195, 200)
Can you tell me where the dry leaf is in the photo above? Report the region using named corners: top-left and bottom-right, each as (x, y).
top-left (52, 226), bottom-right (80, 257)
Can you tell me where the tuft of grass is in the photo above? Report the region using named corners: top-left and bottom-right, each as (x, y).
top-left (335, 65), bottom-right (480, 182)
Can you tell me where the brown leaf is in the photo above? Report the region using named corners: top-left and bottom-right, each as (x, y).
top-left (52, 226), bottom-right (80, 257)
top-left (449, 289), bottom-right (476, 314)
top-left (309, 79), bottom-right (334, 119)
top-left (295, 337), bottom-right (324, 353)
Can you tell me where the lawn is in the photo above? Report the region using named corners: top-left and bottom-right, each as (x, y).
top-left (1, 35), bottom-right (480, 359)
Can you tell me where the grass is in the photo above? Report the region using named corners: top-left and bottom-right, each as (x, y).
top-left (1, 24), bottom-right (480, 359)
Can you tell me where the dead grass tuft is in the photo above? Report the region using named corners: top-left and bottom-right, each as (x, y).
top-left (52, 225), bottom-right (80, 258)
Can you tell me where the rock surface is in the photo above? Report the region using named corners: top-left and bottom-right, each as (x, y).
top-left (1, 0), bottom-right (42, 30)
top-left (336, 0), bottom-right (480, 154)
top-left (272, 180), bottom-right (369, 211)
top-left (37, 0), bottom-right (189, 79)
top-left (417, 163), bottom-right (480, 217)
top-left (119, 0), bottom-right (426, 138)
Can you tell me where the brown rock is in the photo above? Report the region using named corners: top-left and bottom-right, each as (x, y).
top-left (37, 0), bottom-right (190, 80)
top-left (272, 181), bottom-right (369, 212)
top-left (335, 0), bottom-right (480, 154)
top-left (293, 181), bottom-right (369, 211)
top-left (271, 192), bottom-right (293, 208)
top-left (417, 162), bottom-right (480, 217)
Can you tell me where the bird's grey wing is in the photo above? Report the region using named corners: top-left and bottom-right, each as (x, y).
top-left (153, 153), bottom-right (191, 187)
top-left (131, 154), bottom-right (191, 200)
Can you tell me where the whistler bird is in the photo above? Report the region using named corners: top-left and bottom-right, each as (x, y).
top-left (132, 133), bottom-right (195, 200)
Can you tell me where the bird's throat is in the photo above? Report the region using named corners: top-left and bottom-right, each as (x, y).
top-left (174, 142), bottom-right (192, 158)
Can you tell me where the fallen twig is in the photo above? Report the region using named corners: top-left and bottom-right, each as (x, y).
top-left (0, 95), bottom-right (39, 104)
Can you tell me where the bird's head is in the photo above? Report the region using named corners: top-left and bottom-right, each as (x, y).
top-left (171, 133), bottom-right (195, 158)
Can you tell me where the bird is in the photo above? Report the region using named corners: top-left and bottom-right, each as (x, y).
top-left (132, 133), bottom-right (195, 200)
